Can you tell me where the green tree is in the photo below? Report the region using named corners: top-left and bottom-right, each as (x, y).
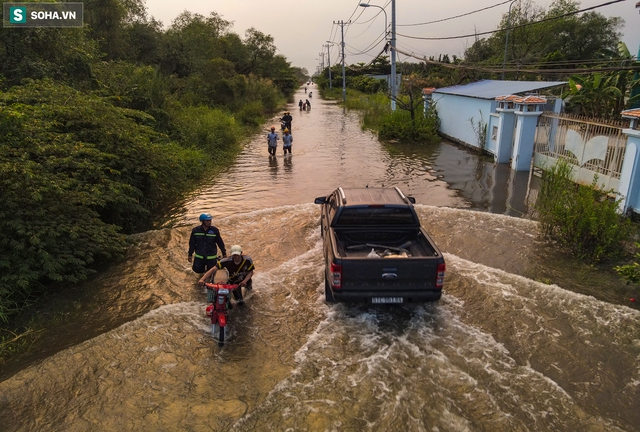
top-left (161, 11), bottom-right (232, 77)
top-left (463, 0), bottom-right (623, 77)
top-left (83, 0), bottom-right (147, 60)
top-left (0, 80), bottom-right (209, 321)
top-left (0, 7), bottom-right (98, 87)
top-left (378, 74), bottom-right (440, 143)
top-left (240, 28), bottom-right (277, 76)
top-left (393, 74), bottom-right (429, 124)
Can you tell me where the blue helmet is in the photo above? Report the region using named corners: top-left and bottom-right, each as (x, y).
top-left (199, 213), bottom-right (213, 222)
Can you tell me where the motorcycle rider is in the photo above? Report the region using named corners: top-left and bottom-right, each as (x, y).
top-left (199, 245), bottom-right (254, 306)
top-left (281, 111), bottom-right (293, 132)
top-left (188, 213), bottom-right (227, 274)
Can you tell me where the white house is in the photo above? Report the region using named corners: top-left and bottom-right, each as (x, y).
top-left (426, 80), bottom-right (566, 151)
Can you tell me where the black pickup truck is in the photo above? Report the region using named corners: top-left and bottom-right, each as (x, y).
top-left (314, 187), bottom-right (446, 304)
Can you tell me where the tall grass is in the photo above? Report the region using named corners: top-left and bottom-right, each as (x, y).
top-left (534, 159), bottom-right (632, 262)
top-left (321, 88), bottom-right (439, 143)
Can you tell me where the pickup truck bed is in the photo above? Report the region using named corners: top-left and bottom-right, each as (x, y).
top-left (334, 229), bottom-right (438, 258)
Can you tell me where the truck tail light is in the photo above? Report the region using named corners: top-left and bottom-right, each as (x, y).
top-left (435, 263), bottom-right (446, 289)
top-left (330, 263), bottom-right (342, 289)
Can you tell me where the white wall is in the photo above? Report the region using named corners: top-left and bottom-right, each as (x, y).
top-left (434, 93), bottom-right (494, 149)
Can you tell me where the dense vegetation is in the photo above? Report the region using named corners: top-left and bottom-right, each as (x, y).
top-left (534, 160), bottom-right (632, 263)
top-left (0, 0), bottom-right (308, 325)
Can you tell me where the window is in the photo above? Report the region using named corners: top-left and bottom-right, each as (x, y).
top-left (492, 126), bottom-right (498, 140)
top-left (336, 207), bottom-right (418, 226)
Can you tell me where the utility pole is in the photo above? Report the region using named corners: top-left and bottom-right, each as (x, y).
top-left (632, 2), bottom-right (640, 108)
top-left (326, 44), bottom-right (332, 89)
top-left (502, 0), bottom-right (519, 80)
top-left (333, 20), bottom-right (349, 103)
top-left (390, 0), bottom-right (397, 111)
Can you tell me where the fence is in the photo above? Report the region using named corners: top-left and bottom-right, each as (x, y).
top-left (533, 112), bottom-right (628, 190)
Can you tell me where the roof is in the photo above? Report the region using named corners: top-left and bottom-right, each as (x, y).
top-left (434, 80), bottom-right (566, 100)
top-left (340, 187), bottom-right (408, 205)
top-left (621, 108), bottom-right (640, 119)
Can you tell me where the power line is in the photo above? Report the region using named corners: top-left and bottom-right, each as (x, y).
top-left (393, 45), bottom-right (640, 74)
top-left (345, 30), bottom-right (388, 56)
top-left (349, 11), bottom-right (386, 40)
top-left (396, 0), bottom-right (626, 41)
top-left (398, 0), bottom-right (514, 27)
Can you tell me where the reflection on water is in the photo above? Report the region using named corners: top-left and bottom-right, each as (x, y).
top-left (163, 89), bottom-right (539, 227)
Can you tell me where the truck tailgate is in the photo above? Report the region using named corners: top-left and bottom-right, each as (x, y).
top-left (341, 257), bottom-right (440, 292)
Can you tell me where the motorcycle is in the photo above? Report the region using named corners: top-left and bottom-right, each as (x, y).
top-left (205, 281), bottom-right (238, 347)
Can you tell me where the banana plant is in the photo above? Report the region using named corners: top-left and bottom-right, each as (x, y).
top-left (563, 73), bottom-right (623, 119)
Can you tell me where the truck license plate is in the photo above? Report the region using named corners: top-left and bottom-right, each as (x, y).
top-left (371, 297), bottom-right (403, 304)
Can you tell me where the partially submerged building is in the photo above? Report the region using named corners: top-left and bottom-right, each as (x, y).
top-left (427, 80), bottom-right (565, 152)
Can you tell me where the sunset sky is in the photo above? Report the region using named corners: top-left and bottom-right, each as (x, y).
top-left (144, 0), bottom-right (640, 75)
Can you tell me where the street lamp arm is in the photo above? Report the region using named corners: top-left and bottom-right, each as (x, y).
top-left (358, 3), bottom-right (388, 37)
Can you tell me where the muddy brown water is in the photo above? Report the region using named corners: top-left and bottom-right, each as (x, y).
top-left (1, 87), bottom-right (639, 431)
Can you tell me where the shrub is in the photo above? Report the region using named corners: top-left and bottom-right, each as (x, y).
top-left (534, 159), bottom-right (632, 262)
top-left (236, 100), bottom-right (265, 127)
top-left (379, 109), bottom-right (440, 144)
top-left (169, 104), bottom-right (243, 156)
top-left (347, 76), bottom-right (385, 94)
top-left (615, 243), bottom-right (640, 283)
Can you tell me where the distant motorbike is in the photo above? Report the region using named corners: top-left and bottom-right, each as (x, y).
top-left (205, 282), bottom-right (238, 347)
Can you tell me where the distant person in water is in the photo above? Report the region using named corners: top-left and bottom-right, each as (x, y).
top-left (282, 128), bottom-right (293, 155)
top-left (267, 126), bottom-right (279, 156)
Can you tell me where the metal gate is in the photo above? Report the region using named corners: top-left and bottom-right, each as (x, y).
top-left (533, 112), bottom-right (627, 190)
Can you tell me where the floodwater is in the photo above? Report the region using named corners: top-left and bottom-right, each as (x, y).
top-left (1, 87), bottom-right (639, 431)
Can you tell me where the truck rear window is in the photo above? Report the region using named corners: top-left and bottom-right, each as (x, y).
top-left (336, 207), bottom-right (418, 226)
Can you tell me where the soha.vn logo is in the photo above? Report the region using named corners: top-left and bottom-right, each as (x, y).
top-left (4, 3), bottom-right (83, 27)
top-left (9, 6), bottom-right (27, 23)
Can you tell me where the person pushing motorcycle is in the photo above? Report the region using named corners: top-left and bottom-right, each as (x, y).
top-left (199, 245), bottom-right (254, 306)
top-left (188, 213), bottom-right (227, 274)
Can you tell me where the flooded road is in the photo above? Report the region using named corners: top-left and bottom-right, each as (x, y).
top-left (1, 87), bottom-right (639, 431)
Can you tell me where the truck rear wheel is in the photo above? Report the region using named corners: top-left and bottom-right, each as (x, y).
top-left (325, 277), bottom-right (335, 303)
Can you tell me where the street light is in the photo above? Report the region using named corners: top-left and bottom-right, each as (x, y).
top-left (358, 2), bottom-right (388, 38)
top-left (359, 2), bottom-right (396, 110)
top-left (502, 0), bottom-right (519, 80)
